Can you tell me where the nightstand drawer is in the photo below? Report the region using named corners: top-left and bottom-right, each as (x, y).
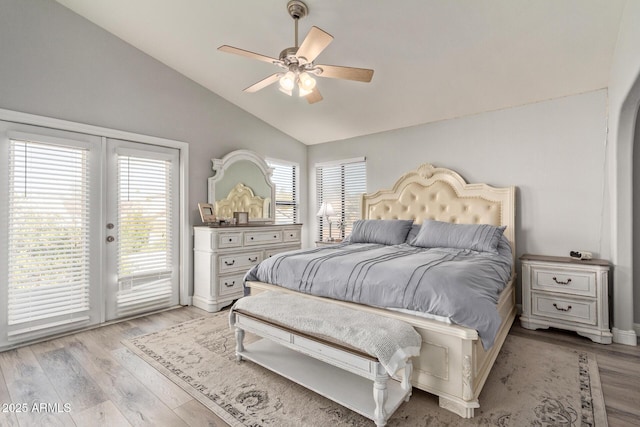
top-left (219, 251), bottom-right (263, 273)
top-left (531, 267), bottom-right (596, 297)
top-left (218, 274), bottom-right (245, 297)
top-left (532, 293), bottom-right (597, 326)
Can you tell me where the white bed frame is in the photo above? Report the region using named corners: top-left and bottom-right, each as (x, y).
top-left (247, 163), bottom-right (516, 418)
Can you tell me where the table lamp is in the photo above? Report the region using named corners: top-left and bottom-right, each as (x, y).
top-left (316, 202), bottom-right (335, 241)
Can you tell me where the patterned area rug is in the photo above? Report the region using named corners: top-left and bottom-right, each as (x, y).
top-left (123, 313), bottom-right (608, 426)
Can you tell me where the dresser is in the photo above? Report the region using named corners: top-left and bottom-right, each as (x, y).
top-left (520, 254), bottom-right (612, 344)
top-left (193, 224), bottom-right (302, 312)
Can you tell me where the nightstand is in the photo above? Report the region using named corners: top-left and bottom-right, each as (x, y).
top-left (520, 254), bottom-right (612, 344)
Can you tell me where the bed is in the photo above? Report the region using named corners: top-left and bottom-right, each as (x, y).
top-left (245, 163), bottom-right (516, 418)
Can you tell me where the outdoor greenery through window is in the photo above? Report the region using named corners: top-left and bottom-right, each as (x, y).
top-left (315, 157), bottom-right (366, 241)
top-left (267, 159), bottom-right (298, 224)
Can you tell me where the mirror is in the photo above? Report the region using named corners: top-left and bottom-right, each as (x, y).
top-left (207, 150), bottom-right (275, 222)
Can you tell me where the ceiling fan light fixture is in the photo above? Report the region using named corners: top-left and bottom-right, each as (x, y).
top-left (279, 86), bottom-right (293, 96)
top-left (218, 0), bottom-right (373, 104)
top-left (298, 86), bottom-right (312, 97)
top-left (279, 71), bottom-right (296, 91)
top-left (298, 72), bottom-right (316, 91)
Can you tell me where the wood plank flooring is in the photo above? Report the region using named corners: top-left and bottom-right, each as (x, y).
top-left (0, 306), bottom-right (638, 426)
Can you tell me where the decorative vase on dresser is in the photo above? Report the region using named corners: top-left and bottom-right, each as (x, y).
top-left (519, 253), bottom-right (612, 344)
top-left (193, 224), bottom-right (302, 312)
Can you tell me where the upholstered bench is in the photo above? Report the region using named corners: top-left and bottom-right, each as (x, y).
top-left (229, 291), bottom-right (421, 427)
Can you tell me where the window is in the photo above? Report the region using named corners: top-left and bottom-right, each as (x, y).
top-left (315, 157), bottom-right (366, 241)
top-left (267, 159), bottom-right (298, 224)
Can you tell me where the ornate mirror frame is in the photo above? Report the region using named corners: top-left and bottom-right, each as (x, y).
top-left (207, 149), bottom-right (276, 222)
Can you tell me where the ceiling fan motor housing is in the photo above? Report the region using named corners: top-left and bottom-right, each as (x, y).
top-left (287, 0), bottom-right (308, 20)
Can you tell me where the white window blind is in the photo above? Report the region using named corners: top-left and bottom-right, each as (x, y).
top-left (7, 139), bottom-right (91, 326)
top-left (116, 154), bottom-right (174, 316)
top-left (316, 158), bottom-right (366, 241)
top-left (267, 159), bottom-right (298, 224)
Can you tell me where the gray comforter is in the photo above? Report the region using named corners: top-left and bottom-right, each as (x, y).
top-left (244, 237), bottom-right (513, 349)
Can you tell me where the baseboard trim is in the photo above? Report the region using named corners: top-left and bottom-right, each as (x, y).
top-left (634, 323), bottom-right (640, 336)
top-left (612, 327), bottom-right (638, 346)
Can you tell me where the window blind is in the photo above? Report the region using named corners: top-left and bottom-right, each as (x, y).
top-left (116, 155), bottom-right (174, 316)
top-left (267, 159), bottom-right (298, 224)
top-left (315, 158), bottom-right (366, 241)
top-left (7, 139), bottom-right (91, 326)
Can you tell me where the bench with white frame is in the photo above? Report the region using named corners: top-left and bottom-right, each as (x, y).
top-left (230, 310), bottom-right (413, 427)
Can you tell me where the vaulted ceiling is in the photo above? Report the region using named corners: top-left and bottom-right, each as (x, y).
top-left (55, 0), bottom-right (626, 145)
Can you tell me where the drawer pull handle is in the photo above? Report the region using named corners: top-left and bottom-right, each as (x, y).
top-left (273, 235), bottom-right (277, 238)
top-left (248, 256), bottom-right (258, 262)
top-left (290, 234), bottom-right (294, 237)
top-left (250, 237), bottom-right (254, 240)
top-left (224, 281), bottom-right (235, 287)
top-left (224, 260), bottom-right (235, 266)
top-left (553, 303), bottom-right (572, 312)
top-left (228, 238), bottom-right (233, 242)
top-left (552, 277), bottom-right (572, 285)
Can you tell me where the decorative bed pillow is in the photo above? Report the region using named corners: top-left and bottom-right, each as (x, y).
top-left (410, 219), bottom-right (506, 253)
top-left (349, 219), bottom-right (414, 245)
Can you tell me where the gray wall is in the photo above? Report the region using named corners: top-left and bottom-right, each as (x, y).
top-left (0, 0), bottom-right (308, 294)
top-left (308, 90), bottom-right (609, 304)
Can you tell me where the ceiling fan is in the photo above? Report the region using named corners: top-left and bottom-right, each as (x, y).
top-left (218, 0), bottom-right (374, 104)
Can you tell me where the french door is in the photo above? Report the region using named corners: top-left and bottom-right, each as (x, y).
top-left (0, 121), bottom-right (181, 348)
top-left (105, 139), bottom-right (179, 320)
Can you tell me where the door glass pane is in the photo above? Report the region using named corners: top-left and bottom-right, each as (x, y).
top-left (115, 153), bottom-right (176, 316)
top-left (7, 139), bottom-right (91, 329)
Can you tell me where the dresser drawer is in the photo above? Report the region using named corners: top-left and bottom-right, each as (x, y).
top-left (283, 228), bottom-right (301, 243)
top-left (265, 245), bottom-right (299, 258)
top-left (532, 293), bottom-right (597, 326)
top-left (219, 251), bottom-right (263, 273)
top-left (531, 266), bottom-right (596, 297)
top-left (244, 230), bottom-right (283, 246)
top-left (218, 273), bottom-right (245, 297)
top-left (218, 232), bottom-right (242, 249)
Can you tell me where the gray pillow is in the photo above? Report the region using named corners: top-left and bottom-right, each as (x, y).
top-left (410, 219), bottom-right (506, 253)
top-left (349, 219), bottom-right (414, 245)
top-left (405, 223), bottom-right (421, 243)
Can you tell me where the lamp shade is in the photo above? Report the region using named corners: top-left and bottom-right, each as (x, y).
top-left (316, 202), bottom-right (335, 217)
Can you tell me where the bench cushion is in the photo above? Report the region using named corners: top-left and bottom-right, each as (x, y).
top-left (231, 291), bottom-right (421, 375)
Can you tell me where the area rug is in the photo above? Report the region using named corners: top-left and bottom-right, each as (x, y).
top-left (123, 313), bottom-right (608, 426)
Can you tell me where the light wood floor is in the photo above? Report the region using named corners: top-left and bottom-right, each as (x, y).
top-left (0, 306), bottom-right (638, 427)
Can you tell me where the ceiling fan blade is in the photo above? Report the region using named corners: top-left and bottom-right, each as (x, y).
top-left (296, 26), bottom-right (333, 63)
top-left (244, 73), bottom-right (281, 93)
top-left (218, 45), bottom-right (278, 64)
top-left (305, 87), bottom-right (323, 104)
top-left (316, 64), bottom-right (374, 82)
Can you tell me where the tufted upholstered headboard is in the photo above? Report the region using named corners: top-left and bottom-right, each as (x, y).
top-left (214, 182), bottom-right (271, 220)
top-left (362, 164), bottom-right (516, 260)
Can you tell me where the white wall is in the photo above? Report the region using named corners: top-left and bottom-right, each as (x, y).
top-left (634, 112), bottom-right (640, 330)
top-left (308, 90), bottom-right (609, 303)
top-left (607, 0), bottom-right (640, 340)
top-left (0, 0), bottom-right (308, 294)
